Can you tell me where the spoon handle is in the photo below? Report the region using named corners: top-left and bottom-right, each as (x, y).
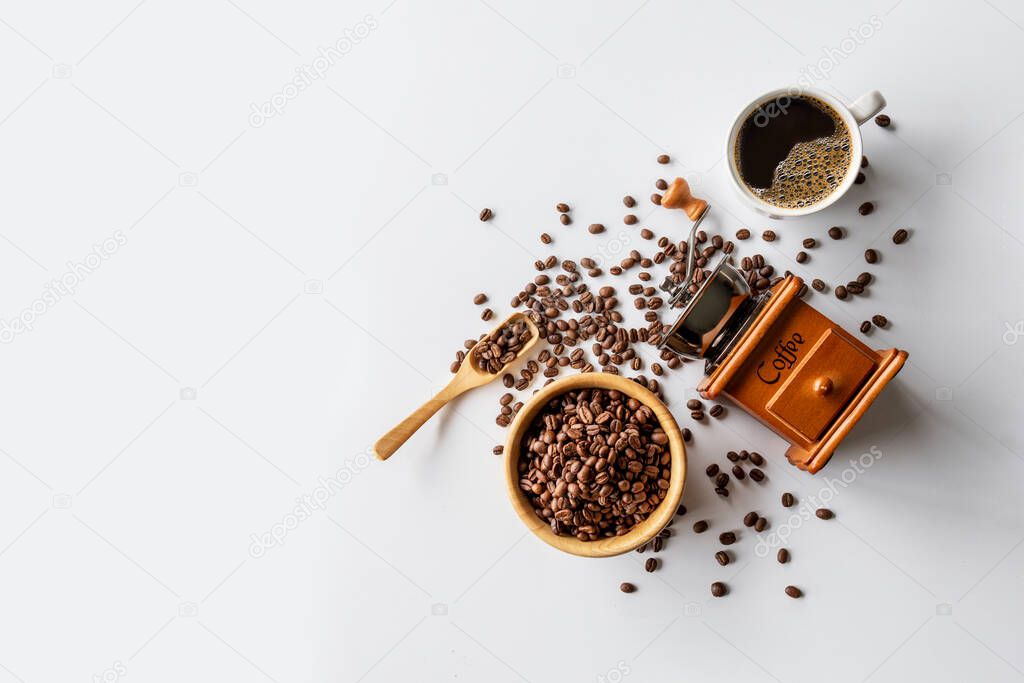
top-left (373, 384), bottom-right (460, 461)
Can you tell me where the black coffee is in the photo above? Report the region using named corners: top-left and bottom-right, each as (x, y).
top-left (735, 96), bottom-right (852, 209)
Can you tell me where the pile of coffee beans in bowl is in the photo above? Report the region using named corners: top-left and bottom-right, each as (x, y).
top-left (471, 317), bottom-right (534, 373)
top-left (517, 387), bottom-right (671, 541)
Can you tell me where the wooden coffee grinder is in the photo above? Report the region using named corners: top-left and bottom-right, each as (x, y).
top-left (657, 179), bottom-right (908, 473)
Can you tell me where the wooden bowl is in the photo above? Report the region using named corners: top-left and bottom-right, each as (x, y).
top-left (503, 373), bottom-right (687, 557)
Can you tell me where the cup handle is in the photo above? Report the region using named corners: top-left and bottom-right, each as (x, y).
top-left (847, 90), bottom-right (886, 125)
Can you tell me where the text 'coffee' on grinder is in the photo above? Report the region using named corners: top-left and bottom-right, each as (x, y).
top-left (656, 178), bottom-right (908, 474)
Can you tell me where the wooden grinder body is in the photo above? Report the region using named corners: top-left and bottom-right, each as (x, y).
top-left (698, 275), bottom-right (907, 473)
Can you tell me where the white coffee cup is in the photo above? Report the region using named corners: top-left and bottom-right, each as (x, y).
top-left (725, 87), bottom-right (885, 218)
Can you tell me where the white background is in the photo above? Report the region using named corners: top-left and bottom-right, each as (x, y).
top-left (1, 1), bottom-right (1023, 681)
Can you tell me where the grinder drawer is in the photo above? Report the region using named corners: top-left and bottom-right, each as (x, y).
top-left (766, 329), bottom-right (876, 440)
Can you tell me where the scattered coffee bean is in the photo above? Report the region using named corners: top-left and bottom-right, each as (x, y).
top-left (749, 452), bottom-right (764, 466)
top-left (736, 228), bottom-right (751, 240)
top-left (715, 487), bottom-right (729, 497)
top-left (754, 517), bottom-right (767, 532)
top-left (796, 251), bottom-right (808, 264)
top-left (835, 285), bottom-right (848, 300)
top-left (653, 537), bottom-right (663, 552)
top-left (865, 248), bottom-right (879, 264)
top-left (481, 308), bottom-right (494, 321)
top-left (743, 511), bottom-right (759, 527)
top-left (860, 320), bottom-right (872, 333)
top-left (711, 582), bottom-right (727, 597)
top-left (816, 508), bottom-right (834, 520)
top-left (473, 293), bottom-right (488, 305)
top-left (719, 531), bottom-right (736, 545)
top-left (556, 203), bottom-right (570, 213)
top-left (872, 314), bottom-right (888, 328)
top-left (540, 232), bottom-right (552, 244)
top-left (651, 193), bottom-right (662, 205)
top-left (624, 214), bottom-right (638, 225)
top-left (588, 223), bottom-right (605, 234)
top-left (828, 226), bottom-right (843, 240)
top-left (715, 473), bottom-right (729, 488)
top-left (785, 585), bottom-right (802, 599)
top-left (493, 445), bottom-right (504, 455)
top-left (857, 272), bottom-right (873, 286)
top-left (762, 230), bottom-right (777, 242)
top-left (677, 505), bottom-right (687, 516)
top-left (777, 548), bottom-right (790, 563)
top-left (620, 582), bottom-right (636, 594)
top-left (623, 195), bottom-right (636, 208)
top-left (693, 520), bottom-right (709, 533)
top-left (686, 399), bottom-right (703, 410)
top-left (749, 468), bottom-right (765, 482)
top-left (705, 463), bottom-right (719, 477)
top-left (710, 404), bottom-right (724, 418)
top-left (875, 114), bottom-right (891, 127)
top-left (812, 278), bottom-right (826, 292)
top-left (892, 228), bottom-right (909, 244)
top-left (732, 464), bottom-right (746, 480)
top-left (479, 208), bottom-right (493, 221)
top-left (645, 557), bottom-right (659, 572)
top-left (657, 154), bottom-right (670, 164)
top-left (560, 213), bottom-right (571, 225)
top-left (654, 179), bottom-right (667, 191)
top-left (781, 492), bottom-right (795, 507)
top-left (855, 172), bottom-right (865, 184)
top-left (861, 155), bottom-right (869, 168)
top-left (858, 202), bottom-right (874, 215)
top-left (802, 238), bottom-right (817, 249)
top-left (640, 228), bottom-right (654, 239)
top-left (715, 550), bottom-right (730, 566)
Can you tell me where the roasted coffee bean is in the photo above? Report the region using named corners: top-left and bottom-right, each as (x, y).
top-left (620, 582), bottom-right (636, 594)
top-left (796, 251), bottom-right (808, 264)
top-left (540, 232), bottom-right (552, 244)
top-left (653, 537), bottom-right (663, 552)
top-left (588, 223), bottom-right (605, 234)
top-left (556, 202), bottom-right (570, 213)
top-left (732, 228), bottom-right (750, 242)
top-left (710, 404), bottom-right (724, 418)
top-left (828, 226), bottom-right (843, 240)
top-left (855, 172), bottom-right (866, 184)
top-left (860, 320), bottom-right (872, 333)
top-left (781, 492), bottom-right (795, 507)
top-left (892, 228), bottom-right (909, 244)
top-left (749, 468), bottom-right (765, 482)
top-left (479, 207), bottom-right (493, 221)
top-left (726, 451), bottom-right (739, 462)
top-left (624, 214), bottom-right (638, 225)
top-left (861, 155), bottom-right (869, 168)
top-left (816, 508), bottom-right (834, 520)
top-left (640, 228), bottom-right (654, 240)
top-left (865, 248), bottom-right (879, 264)
top-left (846, 282), bottom-right (864, 295)
top-left (715, 550), bottom-right (730, 566)
top-left (706, 463), bottom-right (719, 477)
top-left (711, 581), bottom-right (727, 597)
top-left (785, 585), bottom-right (802, 599)
top-left (754, 517), bottom-right (767, 532)
top-left (777, 548), bottom-right (789, 563)
top-left (732, 465), bottom-right (746, 480)
top-left (743, 512), bottom-right (758, 527)
top-left (762, 230), bottom-right (777, 242)
top-left (655, 178), bottom-right (668, 190)
top-left (651, 193), bottom-right (662, 205)
top-left (812, 278), bottom-right (826, 292)
top-left (872, 314), bottom-right (888, 328)
top-left (857, 272), bottom-right (873, 286)
top-left (834, 285), bottom-right (848, 300)
top-left (481, 308), bottom-right (494, 320)
top-left (686, 399), bottom-right (703, 410)
top-left (560, 213), bottom-right (571, 225)
top-left (473, 293), bottom-right (488, 305)
top-left (492, 445), bottom-right (504, 455)
top-left (715, 473), bottom-right (729, 488)
top-left (858, 201), bottom-right (874, 215)
top-left (693, 520), bottom-right (709, 533)
top-left (502, 373), bottom-right (514, 387)
top-left (657, 154), bottom-right (670, 164)
top-left (644, 557), bottom-right (659, 573)
top-left (875, 114), bottom-right (891, 127)
top-left (715, 487), bottom-right (729, 497)
top-left (677, 505), bottom-right (687, 517)
top-left (719, 531), bottom-right (736, 545)
top-left (749, 452), bottom-right (764, 466)
top-left (802, 238), bottom-right (817, 249)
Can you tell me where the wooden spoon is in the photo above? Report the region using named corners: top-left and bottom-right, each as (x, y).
top-left (373, 311), bottom-right (540, 461)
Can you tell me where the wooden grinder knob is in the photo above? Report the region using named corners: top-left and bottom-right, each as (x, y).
top-left (813, 377), bottom-right (834, 397)
top-left (661, 178), bottom-right (709, 221)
